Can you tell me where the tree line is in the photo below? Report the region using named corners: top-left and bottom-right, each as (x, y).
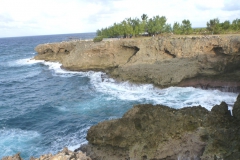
top-left (96, 14), bottom-right (240, 38)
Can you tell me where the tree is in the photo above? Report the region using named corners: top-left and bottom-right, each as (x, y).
top-left (121, 20), bottom-right (133, 37)
top-left (96, 29), bottom-right (102, 36)
top-left (164, 24), bottom-right (172, 33)
top-left (173, 22), bottom-right (181, 34)
top-left (181, 19), bottom-right (192, 35)
top-left (146, 15), bottom-right (167, 35)
top-left (221, 20), bottom-right (230, 31)
top-left (141, 14), bottom-right (148, 21)
top-left (207, 18), bottom-right (220, 34)
top-left (232, 18), bottom-right (240, 31)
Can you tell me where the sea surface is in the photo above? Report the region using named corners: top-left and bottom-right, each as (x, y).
top-left (0, 33), bottom-right (238, 159)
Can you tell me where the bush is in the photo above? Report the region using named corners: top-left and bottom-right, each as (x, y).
top-left (93, 36), bottom-right (103, 42)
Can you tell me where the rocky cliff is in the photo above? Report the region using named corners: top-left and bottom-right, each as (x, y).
top-left (79, 95), bottom-right (240, 160)
top-left (34, 35), bottom-right (240, 91)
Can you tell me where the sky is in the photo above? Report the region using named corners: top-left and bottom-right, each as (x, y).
top-left (0, 0), bottom-right (240, 37)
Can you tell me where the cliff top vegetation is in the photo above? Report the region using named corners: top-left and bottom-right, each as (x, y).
top-left (96, 14), bottom-right (240, 39)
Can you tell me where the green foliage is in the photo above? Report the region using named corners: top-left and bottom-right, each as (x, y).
top-left (146, 16), bottom-right (167, 35)
top-left (141, 14), bottom-right (148, 21)
top-left (206, 18), bottom-right (240, 34)
top-left (96, 14), bottom-right (240, 37)
top-left (93, 36), bottom-right (103, 42)
top-left (173, 20), bottom-right (192, 35)
top-left (173, 22), bottom-right (181, 34)
top-left (207, 18), bottom-right (221, 34)
top-left (232, 18), bottom-right (240, 31)
top-left (181, 19), bottom-right (192, 34)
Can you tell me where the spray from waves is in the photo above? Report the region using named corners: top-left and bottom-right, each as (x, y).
top-left (87, 72), bottom-right (238, 110)
top-left (37, 60), bottom-right (238, 111)
top-left (0, 128), bottom-right (40, 158)
top-left (48, 125), bottom-right (90, 152)
top-left (7, 57), bottom-right (44, 67)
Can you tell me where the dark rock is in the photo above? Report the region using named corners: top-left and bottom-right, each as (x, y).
top-left (83, 102), bottom-right (240, 160)
top-left (211, 101), bottom-right (231, 116)
top-left (233, 94), bottom-right (240, 120)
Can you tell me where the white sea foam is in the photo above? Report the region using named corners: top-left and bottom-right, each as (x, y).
top-left (49, 126), bottom-right (89, 152)
top-left (40, 61), bottom-right (238, 110)
top-left (87, 72), bottom-right (238, 110)
top-left (42, 61), bottom-right (85, 77)
top-left (0, 128), bottom-right (40, 157)
top-left (8, 58), bottom-right (44, 67)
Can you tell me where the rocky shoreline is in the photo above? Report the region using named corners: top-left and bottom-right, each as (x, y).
top-left (3, 96), bottom-right (240, 160)
top-left (34, 35), bottom-right (240, 92)
top-left (79, 96), bottom-right (240, 160)
top-left (3, 35), bottom-right (240, 160)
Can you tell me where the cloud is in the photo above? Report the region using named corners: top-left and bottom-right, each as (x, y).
top-left (0, 0), bottom-right (240, 37)
top-left (223, 0), bottom-right (240, 11)
top-left (194, 0), bottom-right (224, 10)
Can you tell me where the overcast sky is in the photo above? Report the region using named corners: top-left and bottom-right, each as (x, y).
top-left (0, 0), bottom-right (240, 37)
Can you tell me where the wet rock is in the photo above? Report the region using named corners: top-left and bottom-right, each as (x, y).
top-left (233, 94), bottom-right (240, 120)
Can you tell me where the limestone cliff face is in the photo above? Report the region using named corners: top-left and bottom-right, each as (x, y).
top-left (34, 35), bottom-right (240, 90)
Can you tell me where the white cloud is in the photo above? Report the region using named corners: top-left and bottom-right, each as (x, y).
top-left (0, 0), bottom-right (239, 37)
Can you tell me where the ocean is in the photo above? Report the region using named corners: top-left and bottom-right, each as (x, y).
top-left (0, 33), bottom-right (238, 159)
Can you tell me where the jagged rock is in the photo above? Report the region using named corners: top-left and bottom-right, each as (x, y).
top-left (34, 36), bottom-right (240, 90)
top-left (233, 94), bottom-right (240, 120)
top-left (82, 103), bottom-right (240, 160)
top-left (2, 153), bottom-right (22, 160)
top-left (2, 148), bottom-right (91, 160)
top-left (211, 101), bottom-right (231, 116)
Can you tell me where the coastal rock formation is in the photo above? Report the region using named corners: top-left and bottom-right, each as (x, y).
top-left (1, 148), bottom-right (91, 160)
top-left (80, 96), bottom-right (240, 160)
top-left (2, 153), bottom-right (22, 160)
top-left (233, 94), bottom-right (240, 120)
top-left (34, 35), bottom-right (240, 91)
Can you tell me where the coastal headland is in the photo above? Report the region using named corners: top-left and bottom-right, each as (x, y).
top-left (34, 35), bottom-right (240, 92)
top-left (3, 35), bottom-right (240, 160)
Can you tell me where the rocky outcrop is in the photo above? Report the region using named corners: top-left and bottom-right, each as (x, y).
top-left (80, 96), bottom-right (240, 160)
top-left (34, 35), bottom-right (240, 91)
top-left (2, 153), bottom-right (22, 160)
top-left (1, 148), bottom-right (91, 160)
top-left (233, 94), bottom-right (240, 120)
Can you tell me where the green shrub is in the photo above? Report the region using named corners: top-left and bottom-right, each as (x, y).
top-left (93, 36), bottom-right (103, 42)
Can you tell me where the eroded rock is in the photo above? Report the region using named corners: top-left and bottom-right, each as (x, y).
top-left (34, 35), bottom-right (240, 90)
top-left (2, 153), bottom-right (22, 160)
top-left (82, 102), bottom-right (240, 160)
top-left (233, 94), bottom-right (240, 120)
top-left (2, 148), bottom-right (91, 160)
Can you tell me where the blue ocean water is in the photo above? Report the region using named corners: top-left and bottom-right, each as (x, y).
top-left (0, 33), bottom-right (238, 159)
